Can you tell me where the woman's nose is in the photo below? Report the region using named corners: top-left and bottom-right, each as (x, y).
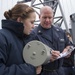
top-left (32, 24), bottom-right (35, 29)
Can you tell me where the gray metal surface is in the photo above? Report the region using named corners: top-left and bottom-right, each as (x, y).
top-left (23, 40), bottom-right (52, 67)
top-left (70, 13), bottom-right (75, 44)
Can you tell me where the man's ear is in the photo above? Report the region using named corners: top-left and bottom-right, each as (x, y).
top-left (17, 17), bottom-right (22, 22)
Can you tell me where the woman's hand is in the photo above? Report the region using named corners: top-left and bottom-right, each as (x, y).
top-left (36, 66), bottom-right (42, 74)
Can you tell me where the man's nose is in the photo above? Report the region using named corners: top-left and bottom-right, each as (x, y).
top-left (46, 18), bottom-right (49, 21)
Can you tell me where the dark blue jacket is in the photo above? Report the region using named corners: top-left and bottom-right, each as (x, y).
top-left (31, 25), bottom-right (71, 70)
top-left (0, 20), bottom-right (36, 75)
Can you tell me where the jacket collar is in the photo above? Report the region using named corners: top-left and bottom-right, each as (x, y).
top-left (2, 20), bottom-right (25, 38)
top-left (37, 24), bottom-right (59, 43)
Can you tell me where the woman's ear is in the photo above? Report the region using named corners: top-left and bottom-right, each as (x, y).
top-left (17, 17), bottom-right (22, 23)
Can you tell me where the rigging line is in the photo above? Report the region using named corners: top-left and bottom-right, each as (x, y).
top-left (12, 0), bottom-right (13, 6)
top-left (62, 0), bottom-right (66, 15)
top-left (1, 0), bottom-right (3, 19)
top-left (69, 0), bottom-right (72, 14)
top-left (58, 0), bottom-right (70, 32)
top-left (70, 0), bottom-right (75, 13)
top-left (58, 0), bottom-right (64, 16)
top-left (58, 0), bottom-right (65, 22)
top-left (64, 0), bottom-right (71, 30)
top-left (69, 0), bottom-right (75, 28)
top-left (7, 0), bottom-right (9, 9)
top-left (1, 0), bottom-right (5, 19)
top-left (61, 0), bottom-right (65, 13)
top-left (0, 0), bottom-right (2, 26)
top-left (66, 0), bottom-right (70, 15)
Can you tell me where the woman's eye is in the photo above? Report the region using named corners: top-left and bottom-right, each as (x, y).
top-left (31, 21), bottom-right (34, 24)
